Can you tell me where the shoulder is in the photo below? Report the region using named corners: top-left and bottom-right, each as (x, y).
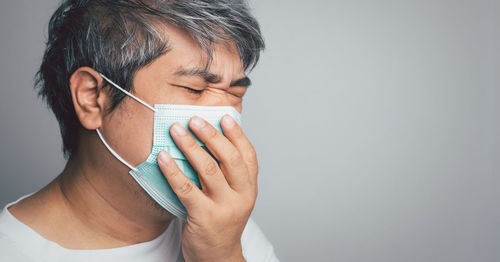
top-left (240, 217), bottom-right (279, 262)
top-left (0, 194), bottom-right (42, 261)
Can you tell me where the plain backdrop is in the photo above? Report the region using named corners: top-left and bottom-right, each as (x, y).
top-left (1, 0), bottom-right (499, 261)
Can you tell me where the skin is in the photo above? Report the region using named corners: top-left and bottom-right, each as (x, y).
top-left (8, 24), bottom-right (258, 262)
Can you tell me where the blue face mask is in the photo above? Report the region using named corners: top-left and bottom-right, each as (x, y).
top-left (96, 74), bottom-right (242, 219)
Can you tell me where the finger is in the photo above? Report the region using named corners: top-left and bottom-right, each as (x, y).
top-left (170, 122), bottom-right (230, 198)
top-left (157, 150), bottom-right (206, 211)
top-left (220, 114), bottom-right (259, 187)
top-left (189, 115), bottom-right (250, 192)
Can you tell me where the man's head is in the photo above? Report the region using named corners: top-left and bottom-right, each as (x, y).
top-left (35, 0), bottom-right (264, 218)
top-left (36, 0), bottom-right (265, 158)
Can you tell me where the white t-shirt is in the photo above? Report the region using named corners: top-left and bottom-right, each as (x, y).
top-left (0, 194), bottom-right (279, 262)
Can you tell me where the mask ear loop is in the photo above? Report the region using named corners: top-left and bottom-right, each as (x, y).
top-left (96, 128), bottom-right (139, 172)
top-left (95, 73), bottom-right (157, 172)
top-left (99, 73), bottom-right (157, 112)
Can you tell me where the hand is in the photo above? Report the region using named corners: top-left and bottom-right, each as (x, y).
top-left (157, 114), bottom-right (258, 262)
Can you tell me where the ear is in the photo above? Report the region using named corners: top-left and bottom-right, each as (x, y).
top-left (69, 67), bottom-right (109, 130)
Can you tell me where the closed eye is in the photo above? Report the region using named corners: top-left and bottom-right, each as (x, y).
top-left (178, 85), bottom-right (204, 95)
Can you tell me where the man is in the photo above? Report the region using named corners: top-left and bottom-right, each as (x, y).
top-left (0, 0), bottom-right (278, 261)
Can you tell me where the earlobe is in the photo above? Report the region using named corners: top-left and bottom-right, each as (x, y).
top-left (69, 67), bottom-right (107, 130)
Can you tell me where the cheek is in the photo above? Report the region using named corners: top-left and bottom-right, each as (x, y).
top-left (103, 100), bottom-right (155, 166)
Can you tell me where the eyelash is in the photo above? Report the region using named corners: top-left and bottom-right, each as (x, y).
top-left (180, 86), bottom-right (245, 99)
top-left (181, 86), bottom-right (203, 95)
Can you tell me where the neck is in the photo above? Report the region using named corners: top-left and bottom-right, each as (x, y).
top-left (10, 148), bottom-right (175, 249)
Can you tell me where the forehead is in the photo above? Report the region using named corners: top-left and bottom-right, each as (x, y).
top-left (152, 24), bottom-right (245, 78)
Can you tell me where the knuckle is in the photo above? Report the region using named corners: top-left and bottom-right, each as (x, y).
top-left (249, 151), bottom-right (258, 167)
top-left (244, 183), bottom-right (258, 200)
top-left (178, 179), bottom-right (195, 196)
top-left (248, 144), bottom-right (258, 160)
top-left (186, 137), bottom-right (199, 151)
top-left (203, 160), bottom-right (219, 176)
top-left (206, 128), bottom-right (219, 140)
top-left (227, 151), bottom-right (242, 166)
top-left (169, 168), bottom-right (181, 179)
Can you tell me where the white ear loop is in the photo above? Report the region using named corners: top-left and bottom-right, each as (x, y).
top-left (96, 128), bottom-right (139, 172)
top-left (99, 73), bottom-right (157, 112)
top-left (95, 73), bottom-right (157, 172)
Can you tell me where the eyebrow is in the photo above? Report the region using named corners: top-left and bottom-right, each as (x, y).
top-left (174, 66), bottom-right (251, 87)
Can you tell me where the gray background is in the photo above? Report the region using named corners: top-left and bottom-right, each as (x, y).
top-left (1, 0), bottom-right (499, 261)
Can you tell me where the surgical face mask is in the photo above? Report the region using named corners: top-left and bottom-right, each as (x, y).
top-left (96, 73), bottom-right (242, 219)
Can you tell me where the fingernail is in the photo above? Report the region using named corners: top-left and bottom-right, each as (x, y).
top-left (191, 116), bottom-right (206, 129)
top-left (158, 151), bottom-right (171, 164)
top-left (172, 123), bottom-right (187, 137)
top-left (222, 114), bottom-right (235, 128)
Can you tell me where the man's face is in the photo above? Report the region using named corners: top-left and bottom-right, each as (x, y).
top-left (99, 25), bottom-right (250, 168)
